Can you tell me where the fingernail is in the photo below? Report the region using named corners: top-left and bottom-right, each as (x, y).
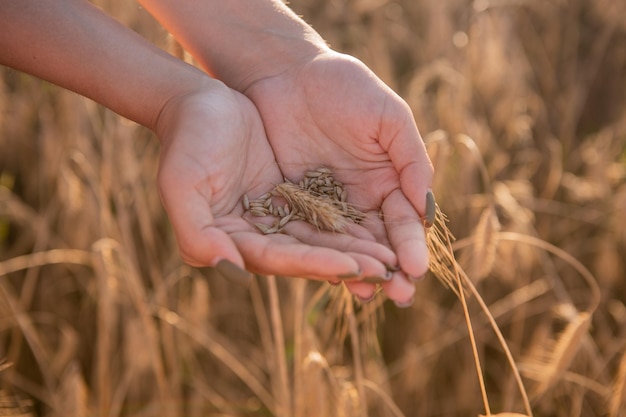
top-left (408, 274), bottom-right (426, 282)
top-left (393, 296), bottom-right (415, 309)
top-left (384, 263), bottom-right (401, 272)
top-left (362, 270), bottom-right (393, 284)
top-left (337, 271), bottom-right (361, 280)
top-left (328, 280), bottom-right (342, 286)
top-left (424, 189), bottom-right (436, 228)
top-left (215, 259), bottom-right (253, 286)
top-left (361, 276), bottom-right (388, 284)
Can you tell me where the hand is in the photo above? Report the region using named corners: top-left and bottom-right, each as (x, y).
top-left (155, 81), bottom-right (392, 282)
top-left (244, 51), bottom-right (434, 305)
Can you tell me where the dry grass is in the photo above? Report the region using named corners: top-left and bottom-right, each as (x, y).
top-left (2, 0), bottom-right (626, 416)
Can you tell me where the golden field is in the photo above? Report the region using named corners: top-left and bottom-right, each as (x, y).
top-left (1, 0), bottom-right (625, 416)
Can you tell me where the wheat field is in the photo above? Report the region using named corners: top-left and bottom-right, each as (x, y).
top-left (1, 0), bottom-right (625, 416)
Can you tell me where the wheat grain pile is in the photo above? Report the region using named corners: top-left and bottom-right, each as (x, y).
top-left (244, 167), bottom-right (366, 234)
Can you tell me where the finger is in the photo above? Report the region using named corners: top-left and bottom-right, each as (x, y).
top-left (160, 185), bottom-right (245, 269)
top-left (230, 231), bottom-right (361, 280)
top-left (357, 211), bottom-right (399, 269)
top-left (344, 280), bottom-right (378, 302)
top-left (339, 252), bottom-right (383, 302)
top-left (380, 102), bottom-right (434, 214)
top-left (281, 220), bottom-right (398, 269)
top-left (380, 271), bottom-right (416, 306)
top-left (343, 251), bottom-right (392, 283)
top-left (381, 188), bottom-right (429, 279)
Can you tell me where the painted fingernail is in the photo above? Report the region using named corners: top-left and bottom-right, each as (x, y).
top-left (362, 276), bottom-right (388, 284)
top-left (424, 190), bottom-right (436, 228)
top-left (384, 263), bottom-right (401, 272)
top-left (337, 271), bottom-right (361, 280)
top-left (394, 296), bottom-right (415, 308)
top-left (215, 259), bottom-right (253, 286)
top-left (362, 269), bottom-right (393, 283)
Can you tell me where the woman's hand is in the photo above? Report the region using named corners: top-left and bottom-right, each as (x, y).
top-left (155, 82), bottom-right (401, 287)
top-left (133, 0), bottom-right (434, 305)
top-left (244, 51), bottom-right (434, 304)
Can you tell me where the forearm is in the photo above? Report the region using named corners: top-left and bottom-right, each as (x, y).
top-left (137, 0), bottom-right (330, 92)
top-left (0, 0), bottom-right (214, 131)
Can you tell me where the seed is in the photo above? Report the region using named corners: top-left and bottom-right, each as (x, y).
top-left (254, 223), bottom-right (271, 233)
top-left (316, 167), bottom-right (332, 174)
top-left (306, 171), bottom-right (322, 178)
top-left (340, 189), bottom-right (348, 202)
top-left (265, 225), bottom-right (279, 234)
top-left (267, 219), bottom-right (281, 234)
top-left (258, 192), bottom-right (272, 200)
top-left (277, 206), bottom-right (285, 217)
top-left (250, 209), bottom-right (267, 217)
top-left (250, 204), bottom-right (266, 213)
top-left (284, 204), bottom-right (290, 215)
top-left (279, 213), bottom-right (293, 227)
top-left (243, 195), bottom-right (250, 210)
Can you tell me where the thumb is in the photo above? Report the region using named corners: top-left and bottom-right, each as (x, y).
top-left (380, 101), bottom-right (434, 215)
top-left (159, 179), bottom-right (247, 272)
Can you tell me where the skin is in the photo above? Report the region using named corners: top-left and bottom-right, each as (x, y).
top-left (138, 0), bottom-right (435, 303)
top-left (1, 0), bottom-right (434, 305)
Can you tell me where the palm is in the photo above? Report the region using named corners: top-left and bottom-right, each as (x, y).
top-left (157, 87), bottom-right (277, 261)
top-left (247, 52), bottom-right (434, 301)
top-left (156, 86), bottom-right (374, 279)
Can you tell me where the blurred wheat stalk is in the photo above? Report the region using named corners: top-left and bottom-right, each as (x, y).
top-left (2, 0), bottom-right (626, 416)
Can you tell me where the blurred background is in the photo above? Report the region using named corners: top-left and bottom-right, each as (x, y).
top-left (1, 0), bottom-right (625, 416)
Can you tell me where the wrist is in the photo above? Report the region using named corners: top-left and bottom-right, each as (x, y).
top-left (232, 29), bottom-right (330, 93)
top-left (151, 76), bottom-right (228, 142)
top-left (139, 0), bottom-right (331, 92)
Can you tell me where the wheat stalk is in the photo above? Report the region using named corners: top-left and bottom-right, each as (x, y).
top-left (470, 205), bottom-right (501, 281)
top-left (426, 204), bottom-right (534, 417)
top-left (609, 349), bottom-right (626, 417)
top-left (425, 207), bottom-right (462, 297)
top-left (273, 182), bottom-right (352, 232)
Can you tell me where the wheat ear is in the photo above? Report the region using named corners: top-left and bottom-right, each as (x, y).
top-left (427, 205), bottom-right (534, 417)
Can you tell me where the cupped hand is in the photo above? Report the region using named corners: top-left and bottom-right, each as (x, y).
top-left (244, 51), bottom-right (434, 304)
top-left (154, 81), bottom-right (398, 284)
